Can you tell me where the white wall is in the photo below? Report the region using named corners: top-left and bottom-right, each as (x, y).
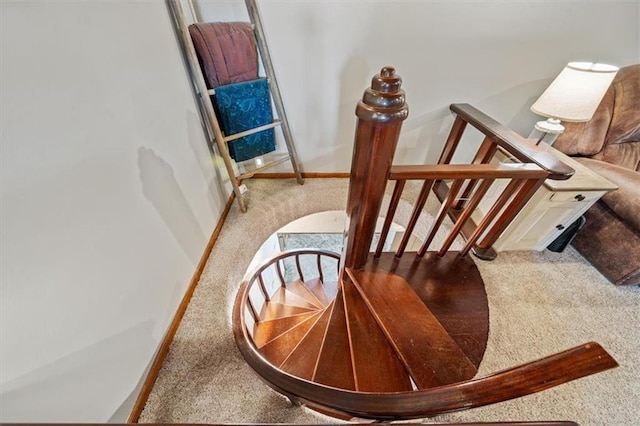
top-left (0, 0), bottom-right (227, 422)
top-left (1, 0), bottom-right (638, 423)
top-left (197, 0), bottom-right (639, 170)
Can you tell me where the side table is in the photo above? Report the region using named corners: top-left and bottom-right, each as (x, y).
top-left (476, 144), bottom-right (618, 252)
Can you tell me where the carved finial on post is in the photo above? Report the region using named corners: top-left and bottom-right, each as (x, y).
top-left (341, 67), bottom-right (409, 272)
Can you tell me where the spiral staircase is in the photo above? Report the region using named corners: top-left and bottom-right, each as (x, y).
top-left (233, 68), bottom-right (618, 420)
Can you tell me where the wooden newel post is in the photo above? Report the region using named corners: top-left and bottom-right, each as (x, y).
top-left (341, 67), bottom-right (409, 272)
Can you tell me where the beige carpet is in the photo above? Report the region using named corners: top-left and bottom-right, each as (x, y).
top-left (139, 178), bottom-right (640, 425)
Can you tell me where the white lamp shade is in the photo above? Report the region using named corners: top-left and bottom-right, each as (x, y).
top-left (531, 62), bottom-right (619, 123)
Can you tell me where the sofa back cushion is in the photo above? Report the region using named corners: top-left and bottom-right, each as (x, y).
top-left (576, 158), bottom-right (640, 231)
top-left (601, 141), bottom-right (640, 172)
top-left (602, 65), bottom-right (640, 171)
top-left (554, 64), bottom-right (640, 171)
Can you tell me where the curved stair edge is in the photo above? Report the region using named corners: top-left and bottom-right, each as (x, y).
top-left (234, 281), bottom-right (617, 420)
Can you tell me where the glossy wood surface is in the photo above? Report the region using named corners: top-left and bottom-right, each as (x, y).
top-left (389, 163), bottom-right (548, 180)
top-left (455, 136), bottom-right (498, 209)
top-left (303, 277), bottom-right (331, 306)
top-left (280, 304), bottom-right (333, 379)
top-left (375, 179), bottom-right (406, 256)
top-left (269, 286), bottom-right (322, 310)
top-left (258, 310), bottom-right (323, 366)
top-left (346, 266), bottom-right (478, 388)
top-left (243, 252), bottom-right (490, 394)
top-left (341, 67), bottom-right (408, 271)
top-left (233, 266), bottom-right (617, 419)
top-left (259, 301), bottom-right (314, 321)
top-left (313, 289), bottom-right (357, 390)
top-left (287, 278), bottom-right (326, 308)
top-left (342, 281), bottom-right (413, 392)
top-left (417, 178), bottom-right (465, 256)
top-left (394, 179), bottom-right (434, 256)
top-left (431, 180), bottom-right (497, 260)
top-left (436, 115), bottom-right (467, 165)
top-left (449, 104), bottom-right (574, 180)
top-left (365, 253), bottom-right (489, 366)
top-left (253, 311), bottom-right (320, 348)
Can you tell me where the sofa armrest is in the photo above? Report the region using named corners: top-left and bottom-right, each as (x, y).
top-left (575, 157), bottom-right (640, 230)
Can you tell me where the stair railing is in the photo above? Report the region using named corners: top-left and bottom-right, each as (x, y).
top-left (240, 249), bottom-right (340, 335)
top-left (427, 103), bottom-right (574, 259)
top-left (376, 161), bottom-right (550, 259)
top-left (341, 69), bottom-right (575, 268)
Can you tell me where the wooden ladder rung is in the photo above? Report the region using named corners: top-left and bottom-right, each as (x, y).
top-left (237, 155), bottom-right (291, 181)
top-left (224, 120), bottom-right (282, 142)
top-left (206, 75), bottom-right (268, 96)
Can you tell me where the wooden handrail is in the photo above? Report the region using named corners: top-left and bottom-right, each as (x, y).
top-left (389, 163), bottom-right (548, 180)
top-left (449, 104), bottom-right (574, 180)
top-left (239, 249), bottom-right (340, 326)
top-left (248, 248), bottom-right (341, 278)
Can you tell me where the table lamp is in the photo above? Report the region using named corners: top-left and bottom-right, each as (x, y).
top-left (530, 62), bottom-right (619, 145)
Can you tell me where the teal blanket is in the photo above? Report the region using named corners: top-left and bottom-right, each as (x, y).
top-left (214, 78), bottom-right (276, 162)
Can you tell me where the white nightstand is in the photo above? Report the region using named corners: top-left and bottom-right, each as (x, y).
top-left (473, 144), bottom-right (618, 252)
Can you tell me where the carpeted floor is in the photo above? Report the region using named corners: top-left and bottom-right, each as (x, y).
top-left (139, 178), bottom-right (640, 425)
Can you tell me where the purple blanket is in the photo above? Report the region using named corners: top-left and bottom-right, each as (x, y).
top-left (189, 22), bottom-right (258, 89)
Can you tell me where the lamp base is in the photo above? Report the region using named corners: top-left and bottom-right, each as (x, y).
top-left (529, 118), bottom-right (565, 145)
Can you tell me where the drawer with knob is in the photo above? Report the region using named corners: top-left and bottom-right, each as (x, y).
top-left (548, 191), bottom-right (604, 203)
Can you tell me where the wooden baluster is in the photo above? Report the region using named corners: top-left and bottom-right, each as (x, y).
top-left (437, 115), bottom-right (468, 165)
top-left (317, 254), bottom-right (324, 283)
top-left (375, 180), bottom-right (406, 257)
top-left (438, 178), bottom-right (494, 256)
top-left (295, 255), bottom-right (304, 282)
top-left (395, 179), bottom-right (434, 257)
top-left (459, 178), bottom-right (525, 257)
top-left (276, 260), bottom-right (286, 287)
top-left (257, 273), bottom-right (270, 301)
top-left (417, 179), bottom-right (464, 257)
top-left (341, 67), bottom-right (409, 272)
top-left (474, 137), bottom-right (499, 163)
top-left (246, 296), bottom-right (260, 324)
top-left (455, 136), bottom-right (498, 209)
top-left (474, 177), bottom-right (545, 259)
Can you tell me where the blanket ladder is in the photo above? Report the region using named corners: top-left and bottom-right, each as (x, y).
top-left (168, 0), bottom-right (304, 212)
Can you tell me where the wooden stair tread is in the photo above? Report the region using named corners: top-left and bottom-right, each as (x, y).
top-left (253, 310), bottom-right (321, 348)
top-left (260, 301), bottom-right (316, 322)
top-left (368, 252), bottom-right (489, 366)
top-left (301, 277), bottom-right (331, 307)
top-left (346, 267), bottom-right (477, 389)
top-left (322, 280), bottom-right (339, 302)
top-left (270, 286), bottom-right (323, 310)
top-left (286, 279), bottom-right (325, 309)
top-left (313, 287), bottom-right (356, 390)
top-left (280, 301), bottom-right (335, 378)
top-left (342, 281), bottom-right (413, 392)
top-left (258, 309), bottom-right (323, 366)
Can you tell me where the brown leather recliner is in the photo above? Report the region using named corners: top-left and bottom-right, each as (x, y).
top-left (554, 64), bottom-right (640, 286)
